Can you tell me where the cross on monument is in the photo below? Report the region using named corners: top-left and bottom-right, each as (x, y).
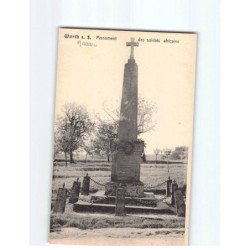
top-left (105, 35), bottom-right (145, 198)
top-left (126, 38), bottom-right (139, 59)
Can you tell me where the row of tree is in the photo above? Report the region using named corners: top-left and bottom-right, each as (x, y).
top-left (153, 146), bottom-right (188, 162)
top-left (54, 98), bottom-right (157, 165)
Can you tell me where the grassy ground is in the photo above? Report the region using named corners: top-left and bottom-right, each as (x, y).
top-left (50, 210), bottom-right (185, 244)
top-left (51, 161), bottom-right (187, 201)
top-left (51, 210), bottom-right (185, 232)
top-left (50, 162), bottom-right (187, 243)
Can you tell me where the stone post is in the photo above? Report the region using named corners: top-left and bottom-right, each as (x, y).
top-left (174, 189), bottom-right (186, 217)
top-left (171, 180), bottom-right (178, 206)
top-left (53, 183), bottom-right (68, 213)
top-left (115, 184), bottom-right (126, 216)
top-left (81, 173), bottom-right (90, 195)
top-left (69, 178), bottom-right (81, 204)
top-left (166, 176), bottom-right (172, 197)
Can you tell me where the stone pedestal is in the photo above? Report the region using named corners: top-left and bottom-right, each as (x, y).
top-left (106, 139), bottom-right (144, 198)
top-left (105, 180), bottom-right (144, 197)
top-left (111, 140), bottom-right (144, 182)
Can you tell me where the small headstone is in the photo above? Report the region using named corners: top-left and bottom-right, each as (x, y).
top-left (81, 173), bottom-right (90, 195)
top-left (181, 184), bottom-right (187, 197)
top-left (171, 180), bottom-right (178, 206)
top-left (115, 184), bottom-right (126, 216)
top-left (166, 176), bottom-right (172, 197)
top-left (53, 183), bottom-right (68, 213)
top-left (69, 178), bottom-right (81, 204)
top-left (174, 190), bottom-right (186, 217)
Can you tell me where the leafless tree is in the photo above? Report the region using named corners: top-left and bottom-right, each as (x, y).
top-left (102, 96), bottom-right (157, 135)
top-left (55, 103), bottom-right (94, 164)
top-left (54, 129), bottom-right (70, 166)
top-left (82, 138), bottom-right (95, 162)
top-left (93, 97), bottom-right (157, 162)
top-left (92, 119), bottom-right (118, 162)
top-left (161, 148), bottom-right (172, 173)
top-left (153, 148), bottom-right (161, 166)
top-left (172, 146), bottom-right (188, 160)
top-left (137, 97), bottom-right (157, 134)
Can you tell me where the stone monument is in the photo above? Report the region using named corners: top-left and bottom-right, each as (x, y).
top-left (174, 189), bottom-right (186, 217)
top-left (171, 180), bottom-right (179, 206)
top-left (53, 183), bottom-right (68, 213)
top-left (81, 173), bottom-right (90, 195)
top-left (105, 38), bottom-right (145, 197)
top-left (69, 178), bottom-right (81, 204)
top-left (166, 176), bottom-right (172, 197)
top-left (115, 184), bottom-right (126, 216)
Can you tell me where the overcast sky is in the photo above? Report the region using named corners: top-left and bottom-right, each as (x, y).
top-left (55, 28), bottom-right (197, 154)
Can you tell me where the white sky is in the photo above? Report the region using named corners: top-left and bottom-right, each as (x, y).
top-left (55, 28), bottom-right (197, 154)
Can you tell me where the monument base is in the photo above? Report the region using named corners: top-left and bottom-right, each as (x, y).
top-left (105, 181), bottom-right (144, 198)
top-left (91, 190), bottom-right (157, 207)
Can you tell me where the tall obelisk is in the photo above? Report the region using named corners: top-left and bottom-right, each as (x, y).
top-left (118, 38), bottom-right (138, 141)
top-left (105, 38), bottom-right (144, 197)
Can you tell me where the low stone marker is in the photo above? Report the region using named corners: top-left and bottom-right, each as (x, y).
top-left (81, 173), bottom-right (90, 195)
top-left (166, 176), bottom-right (172, 197)
top-left (171, 180), bottom-right (178, 206)
top-left (174, 189), bottom-right (186, 217)
top-left (69, 178), bottom-right (81, 204)
top-left (115, 184), bottom-right (126, 216)
top-left (53, 183), bottom-right (68, 213)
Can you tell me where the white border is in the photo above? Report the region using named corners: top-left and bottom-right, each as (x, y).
top-left (29, 0), bottom-right (220, 245)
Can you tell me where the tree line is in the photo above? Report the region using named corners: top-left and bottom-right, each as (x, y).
top-left (153, 146), bottom-right (188, 163)
top-left (54, 98), bottom-right (157, 166)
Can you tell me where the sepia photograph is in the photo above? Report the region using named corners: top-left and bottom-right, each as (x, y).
top-left (50, 28), bottom-right (197, 245)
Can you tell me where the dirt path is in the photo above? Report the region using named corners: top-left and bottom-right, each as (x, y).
top-left (50, 227), bottom-right (185, 245)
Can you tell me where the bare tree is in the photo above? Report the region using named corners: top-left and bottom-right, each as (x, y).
top-left (161, 148), bottom-right (172, 173)
top-left (137, 97), bottom-right (157, 134)
top-left (153, 148), bottom-right (161, 166)
top-left (54, 129), bottom-right (70, 166)
top-left (93, 97), bottom-right (157, 162)
top-left (172, 146), bottom-right (188, 160)
top-left (55, 103), bottom-right (94, 164)
top-left (92, 119), bottom-right (118, 162)
top-left (101, 96), bottom-right (157, 135)
top-left (82, 138), bottom-right (95, 162)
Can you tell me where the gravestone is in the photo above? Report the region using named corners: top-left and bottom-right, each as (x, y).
top-left (174, 189), bottom-right (186, 217)
top-left (81, 173), bottom-right (90, 195)
top-left (53, 183), bottom-right (68, 213)
top-left (69, 178), bottom-right (81, 204)
top-left (171, 180), bottom-right (178, 206)
top-left (166, 176), bottom-right (172, 197)
top-left (105, 38), bottom-right (144, 198)
top-left (115, 184), bottom-right (126, 216)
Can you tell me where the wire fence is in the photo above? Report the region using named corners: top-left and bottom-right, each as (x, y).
top-left (89, 176), bottom-right (168, 190)
top-left (144, 180), bottom-right (168, 189)
top-left (89, 177), bottom-right (106, 187)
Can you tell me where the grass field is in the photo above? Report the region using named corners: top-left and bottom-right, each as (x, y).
top-left (51, 161), bottom-right (187, 201)
top-left (50, 162), bottom-right (187, 242)
top-left (50, 208), bottom-right (186, 243)
top-left (51, 211), bottom-right (185, 231)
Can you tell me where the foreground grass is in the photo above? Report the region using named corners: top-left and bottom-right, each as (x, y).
top-left (51, 163), bottom-right (187, 200)
top-left (50, 212), bottom-right (185, 232)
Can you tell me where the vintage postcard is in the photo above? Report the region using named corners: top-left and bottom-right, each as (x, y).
top-left (50, 27), bottom-right (197, 245)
